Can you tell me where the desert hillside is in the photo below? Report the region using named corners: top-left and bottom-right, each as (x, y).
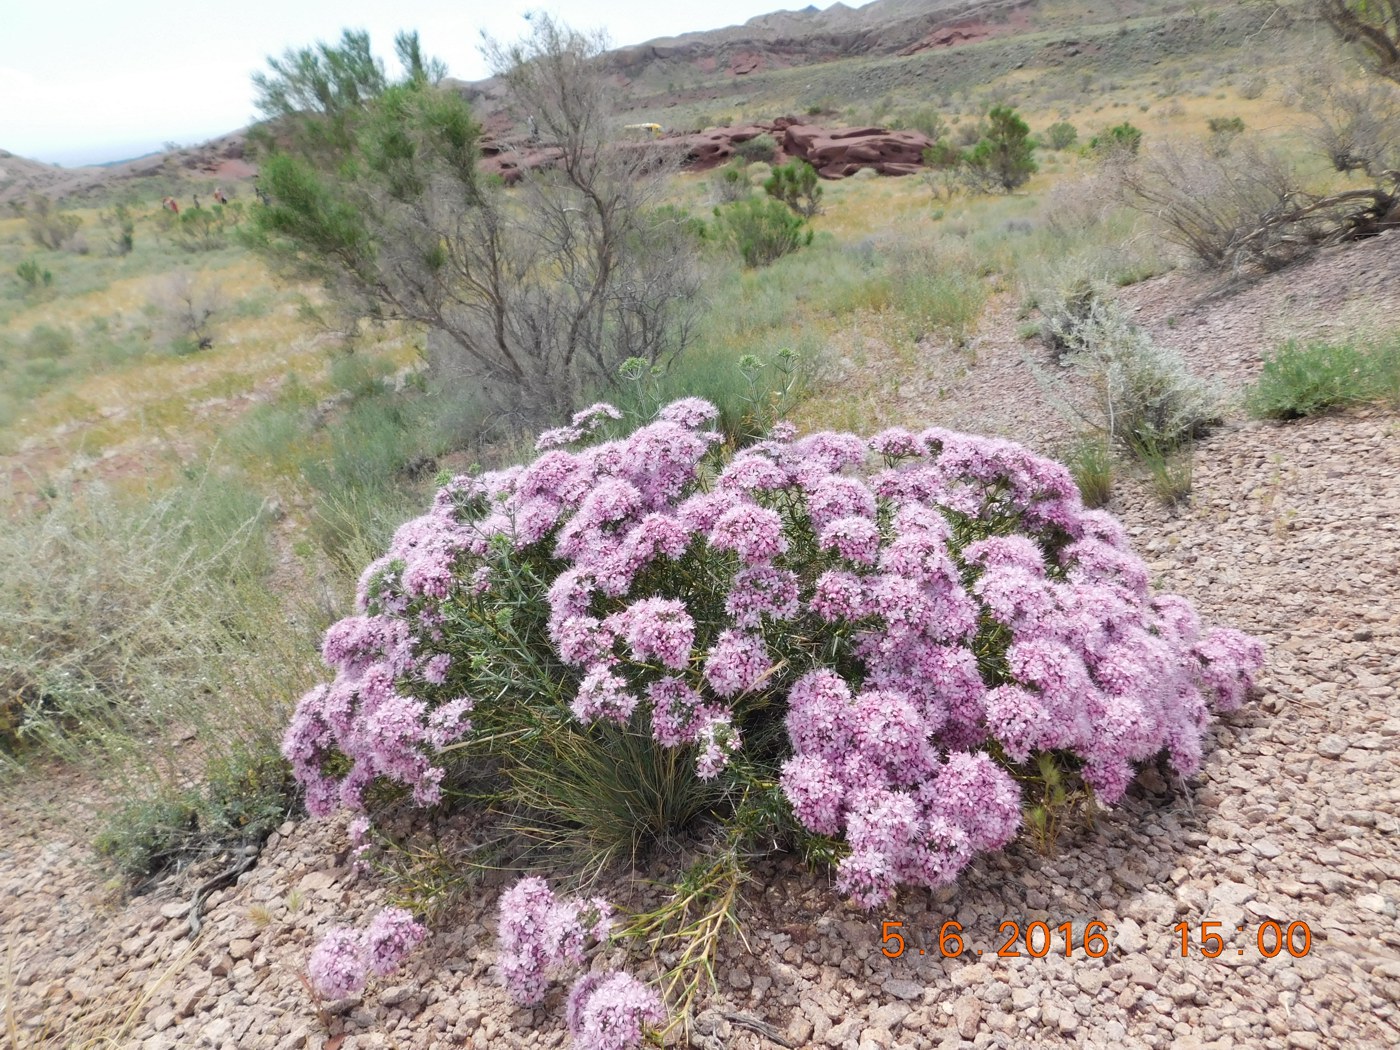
top-left (2, 2), bottom-right (1397, 1049)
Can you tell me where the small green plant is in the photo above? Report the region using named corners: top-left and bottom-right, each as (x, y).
top-left (101, 201), bottom-right (136, 255)
top-left (1038, 275), bottom-right (1098, 364)
top-left (736, 347), bottom-right (801, 441)
top-left (1135, 437), bottom-right (1194, 507)
top-left (95, 734), bottom-right (294, 882)
top-left (1035, 283), bottom-right (1220, 454)
top-left (763, 158), bottom-right (823, 217)
top-left (713, 160), bottom-right (750, 203)
top-left (171, 205), bottom-right (236, 252)
top-left (1090, 121), bottom-right (1143, 156)
top-left (23, 195), bottom-right (82, 250)
top-left (1206, 116), bottom-right (1245, 136)
top-left (733, 133), bottom-right (778, 163)
top-left (712, 197), bottom-right (812, 268)
top-left (1045, 121), bottom-right (1078, 150)
top-left (1019, 753), bottom-right (1095, 855)
top-left (922, 139), bottom-right (964, 169)
top-left (964, 105), bottom-right (1038, 192)
top-left (891, 106), bottom-right (947, 140)
top-left (94, 795), bottom-right (200, 878)
top-left (1064, 434), bottom-right (1115, 508)
top-left (1246, 337), bottom-right (1400, 419)
top-left (1207, 115), bottom-right (1246, 155)
top-left (15, 258), bottom-right (52, 290)
top-left (158, 272), bottom-right (223, 352)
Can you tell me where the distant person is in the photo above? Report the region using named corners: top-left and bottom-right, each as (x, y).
top-left (161, 196), bottom-right (180, 214)
top-left (213, 187), bottom-right (227, 205)
top-left (192, 194), bottom-right (201, 210)
top-left (528, 114), bottom-right (539, 144)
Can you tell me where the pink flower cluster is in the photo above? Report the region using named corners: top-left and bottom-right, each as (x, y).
top-left (495, 878), bottom-right (661, 1048)
top-left (284, 400), bottom-right (1264, 912)
top-left (498, 877), bottom-right (613, 1007)
top-left (306, 908), bottom-right (427, 1000)
top-left (772, 425), bottom-right (1264, 905)
top-left (566, 971), bottom-right (665, 1050)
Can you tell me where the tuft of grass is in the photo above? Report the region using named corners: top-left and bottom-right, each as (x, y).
top-left (503, 715), bottom-right (733, 882)
top-left (1246, 337), bottom-right (1400, 419)
top-left (1134, 437), bottom-right (1194, 507)
top-left (1064, 435), bottom-right (1115, 508)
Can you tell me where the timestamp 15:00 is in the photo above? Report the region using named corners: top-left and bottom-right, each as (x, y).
top-left (879, 919), bottom-right (1315, 960)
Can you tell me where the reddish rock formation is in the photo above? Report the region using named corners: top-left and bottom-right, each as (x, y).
top-left (780, 123), bottom-right (932, 177)
top-left (729, 52), bottom-right (764, 75)
top-left (678, 119), bottom-right (932, 178)
top-left (898, 20), bottom-right (995, 56)
top-left (476, 118), bottom-right (934, 184)
top-left (477, 141), bottom-right (565, 185)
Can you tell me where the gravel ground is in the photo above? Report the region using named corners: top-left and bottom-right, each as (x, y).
top-left (3, 236), bottom-right (1399, 1050)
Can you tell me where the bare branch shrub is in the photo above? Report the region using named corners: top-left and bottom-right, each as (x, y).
top-left (23, 195), bottom-right (82, 251)
top-left (156, 272), bottom-right (224, 353)
top-left (1116, 137), bottom-right (1398, 271)
top-left (1315, 0), bottom-right (1400, 84)
top-left (1296, 61), bottom-right (1400, 175)
top-left (250, 22), bottom-right (700, 428)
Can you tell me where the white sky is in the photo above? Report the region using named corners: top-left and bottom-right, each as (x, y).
top-left (0, 2), bottom-right (844, 166)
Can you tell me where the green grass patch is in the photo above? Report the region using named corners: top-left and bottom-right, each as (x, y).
top-left (1063, 434), bottom-right (1115, 509)
top-left (1247, 337), bottom-right (1400, 420)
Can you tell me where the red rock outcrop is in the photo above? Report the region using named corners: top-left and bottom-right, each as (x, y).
top-left (676, 118), bottom-right (932, 178)
top-left (475, 118), bottom-right (934, 184)
top-left (780, 123), bottom-right (933, 177)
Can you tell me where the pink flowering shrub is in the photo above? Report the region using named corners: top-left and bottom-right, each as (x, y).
top-left (284, 398), bottom-right (1264, 911)
top-left (306, 907), bottom-right (427, 999)
top-left (566, 971), bottom-right (665, 1050)
top-left (498, 877), bottom-right (613, 1006)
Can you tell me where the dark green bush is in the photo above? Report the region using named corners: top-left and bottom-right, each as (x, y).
top-left (1207, 116), bottom-right (1246, 155)
top-left (965, 106), bottom-right (1037, 192)
top-left (1090, 122), bottom-right (1144, 156)
top-left (102, 202), bottom-right (136, 255)
top-left (922, 139), bottom-right (965, 169)
top-left (24, 195), bottom-right (82, 250)
top-left (1045, 122), bottom-right (1078, 150)
top-left (763, 158), bottom-right (823, 217)
top-left (713, 161), bottom-right (750, 203)
top-left (94, 795), bottom-right (200, 879)
top-left (1207, 116), bottom-right (1246, 136)
top-left (733, 134), bottom-right (778, 163)
top-left (15, 259), bottom-right (52, 290)
top-left (95, 745), bottom-right (294, 880)
top-left (712, 197), bottom-right (813, 268)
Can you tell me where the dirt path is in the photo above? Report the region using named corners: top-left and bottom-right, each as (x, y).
top-left (4, 240), bottom-right (1399, 1050)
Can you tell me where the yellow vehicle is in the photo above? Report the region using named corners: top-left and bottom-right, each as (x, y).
top-left (623, 123), bottom-right (664, 139)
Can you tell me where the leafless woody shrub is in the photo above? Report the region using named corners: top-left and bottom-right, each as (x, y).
top-left (1296, 60), bottom-right (1400, 176)
top-left (1116, 137), bottom-right (1399, 271)
top-left (156, 272), bottom-right (224, 352)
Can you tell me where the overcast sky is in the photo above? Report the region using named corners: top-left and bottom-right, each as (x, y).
top-left (0, 1), bottom-right (844, 166)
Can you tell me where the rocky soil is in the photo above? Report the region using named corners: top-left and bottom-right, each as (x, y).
top-left (3, 236), bottom-right (1399, 1049)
